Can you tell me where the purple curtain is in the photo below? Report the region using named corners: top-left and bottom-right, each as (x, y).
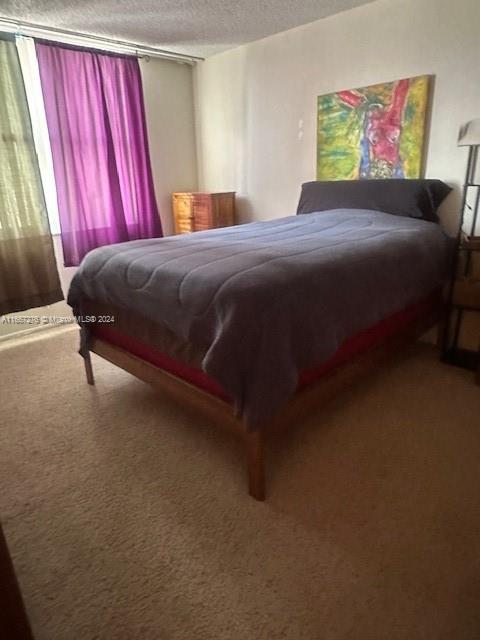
top-left (35, 42), bottom-right (162, 266)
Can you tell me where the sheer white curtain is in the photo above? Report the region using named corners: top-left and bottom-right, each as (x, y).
top-left (16, 36), bottom-right (60, 235)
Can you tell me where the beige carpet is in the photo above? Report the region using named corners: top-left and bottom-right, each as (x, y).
top-left (1, 329), bottom-right (480, 640)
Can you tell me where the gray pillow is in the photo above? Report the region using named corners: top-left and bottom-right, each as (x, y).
top-left (297, 179), bottom-right (452, 222)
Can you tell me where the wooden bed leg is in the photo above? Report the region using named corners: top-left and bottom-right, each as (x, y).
top-left (84, 351), bottom-right (95, 386)
top-left (246, 431), bottom-right (265, 501)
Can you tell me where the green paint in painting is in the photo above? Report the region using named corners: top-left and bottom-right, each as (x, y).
top-left (317, 75), bottom-right (430, 180)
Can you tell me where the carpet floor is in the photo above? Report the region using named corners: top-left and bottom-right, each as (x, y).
top-left (1, 328), bottom-right (480, 640)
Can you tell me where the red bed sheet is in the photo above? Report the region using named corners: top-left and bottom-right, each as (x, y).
top-left (91, 294), bottom-right (439, 404)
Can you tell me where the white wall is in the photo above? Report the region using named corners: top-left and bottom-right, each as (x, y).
top-left (194, 0), bottom-right (480, 234)
top-left (141, 57), bottom-right (198, 235)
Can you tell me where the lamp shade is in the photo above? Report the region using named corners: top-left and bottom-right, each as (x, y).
top-left (458, 118), bottom-right (480, 146)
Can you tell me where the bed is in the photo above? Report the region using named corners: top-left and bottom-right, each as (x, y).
top-left (68, 179), bottom-right (453, 500)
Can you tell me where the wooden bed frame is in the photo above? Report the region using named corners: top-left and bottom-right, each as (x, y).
top-left (82, 307), bottom-right (441, 501)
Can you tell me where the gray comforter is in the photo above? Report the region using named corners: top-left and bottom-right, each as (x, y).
top-left (68, 209), bottom-right (451, 428)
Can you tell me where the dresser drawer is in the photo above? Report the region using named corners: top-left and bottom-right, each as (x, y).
top-left (212, 194), bottom-right (235, 228)
top-left (172, 194), bottom-right (194, 233)
top-left (192, 195), bottom-right (212, 231)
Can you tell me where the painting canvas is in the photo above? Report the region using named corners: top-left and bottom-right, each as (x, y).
top-left (317, 75), bottom-right (431, 180)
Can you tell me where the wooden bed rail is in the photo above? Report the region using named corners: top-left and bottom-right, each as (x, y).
top-left (88, 337), bottom-right (265, 499)
top-left (85, 307), bottom-right (440, 501)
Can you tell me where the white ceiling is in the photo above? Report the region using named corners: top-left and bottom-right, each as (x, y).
top-left (0, 0), bottom-right (374, 57)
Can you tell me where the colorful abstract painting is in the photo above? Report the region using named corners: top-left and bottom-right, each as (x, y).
top-left (317, 75), bottom-right (431, 180)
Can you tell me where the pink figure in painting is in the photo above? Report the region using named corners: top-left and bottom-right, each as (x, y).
top-left (337, 79), bottom-right (410, 178)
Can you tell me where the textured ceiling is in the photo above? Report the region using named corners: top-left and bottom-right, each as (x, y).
top-left (0, 0), bottom-right (374, 57)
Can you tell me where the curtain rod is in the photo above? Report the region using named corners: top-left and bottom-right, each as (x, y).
top-left (0, 16), bottom-right (204, 64)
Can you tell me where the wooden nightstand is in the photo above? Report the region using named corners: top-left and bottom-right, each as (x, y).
top-left (172, 192), bottom-right (235, 234)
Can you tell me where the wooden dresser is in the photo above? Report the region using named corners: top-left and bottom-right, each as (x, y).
top-left (172, 192), bottom-right (235, 234)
